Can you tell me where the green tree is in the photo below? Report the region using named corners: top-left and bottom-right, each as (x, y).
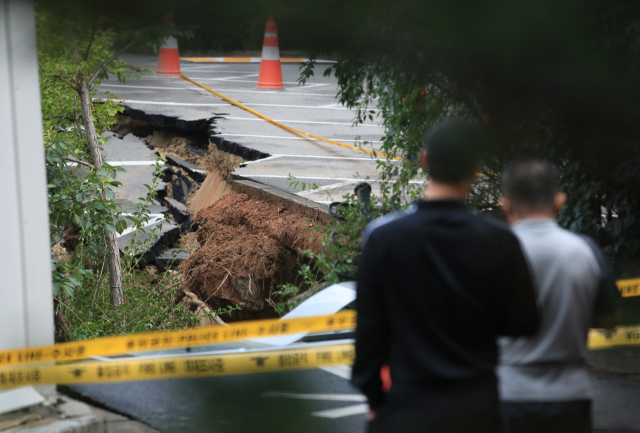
top-left (283, 0), bottom-right (640, 275)
top-left (37, 1), bottom-right (192, 307)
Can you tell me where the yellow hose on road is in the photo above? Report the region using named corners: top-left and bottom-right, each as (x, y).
top-left (179, 74), bottom-right (402, 161)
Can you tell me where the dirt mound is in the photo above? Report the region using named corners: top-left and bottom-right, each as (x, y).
top-left (180, 194), bottom-right (325, 318)
top-left (194, 194), bottom-right (324, 253)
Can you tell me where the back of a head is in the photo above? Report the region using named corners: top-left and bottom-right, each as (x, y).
top-left (501, 160), bottom-right (560, 213)
top-left (425, 120), bottom-right (486, 184)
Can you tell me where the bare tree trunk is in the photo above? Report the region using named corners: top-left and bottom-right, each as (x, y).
top-left (54, 297), bottom-right (75, 341)
top-left (78, 77), bottom-right (124, 307)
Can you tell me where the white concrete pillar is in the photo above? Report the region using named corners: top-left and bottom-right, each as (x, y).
top-left (0, 0), bottom-right (56, 412)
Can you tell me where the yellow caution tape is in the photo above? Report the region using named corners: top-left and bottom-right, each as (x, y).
top-left (588, 326), bottom-right (640, 350)
top-left (0, 343), bottom-right (355, 390)
top-left (0, 324), bottom-right (636, 390)
top-left (617, 278), bottom-right (640, 297)
top-left (0, 311), bottom-right (356, 368)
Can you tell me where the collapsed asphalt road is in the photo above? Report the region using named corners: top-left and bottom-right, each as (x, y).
top-left (97, 54), bottom-right (393, 205)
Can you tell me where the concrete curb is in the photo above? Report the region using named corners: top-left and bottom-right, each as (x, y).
top-left (228, 175), bottom-right (333, 224)
top-left (1, 393), bottom-right (160, 433)
top-left (3, 395), bottom-right (104, 433)
top-left (7, 415), bottom-right (103, 433)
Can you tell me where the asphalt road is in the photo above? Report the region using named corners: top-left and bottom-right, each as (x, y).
top-left (69, 367), bottom-right (365, 433)
top-left (67, 338), bottom-right (366, 433)
top-left (64, 344), bottom-right (640, 433)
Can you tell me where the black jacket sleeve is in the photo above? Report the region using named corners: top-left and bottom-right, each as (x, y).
top-left (497, 233), bottom-right (540, 337)
top-left (351, 230), bottom-right (391, 410)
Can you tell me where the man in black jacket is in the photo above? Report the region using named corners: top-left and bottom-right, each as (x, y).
top-left (352, 120), bottom-right (540, 433)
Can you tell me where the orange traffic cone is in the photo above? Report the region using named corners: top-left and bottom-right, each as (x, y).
top-left (157, 13), bottom-right (181, 76)
top-left (257, 18), bottom-right (284, 89)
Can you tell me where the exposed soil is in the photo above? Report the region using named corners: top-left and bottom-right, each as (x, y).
top-left (193, 194), bottom-right (324, 253)
top-left (175, 232), bottom-right (200, 254)
top-left (180, 194), bottom-right (325, 320)
top-left (112, 114), bottom-right (245, 176)
top-left (111, 113), bottom-right (327, 322)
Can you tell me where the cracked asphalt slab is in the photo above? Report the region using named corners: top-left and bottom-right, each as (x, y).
top-left (96, 54), bottom-right (391, 205)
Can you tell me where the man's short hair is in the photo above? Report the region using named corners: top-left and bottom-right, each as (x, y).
top-left (425, 120), bottom-right (486, 183)
top-left (501, 160), bottom-right (560, 212)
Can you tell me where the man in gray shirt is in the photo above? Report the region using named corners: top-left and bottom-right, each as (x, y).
top-left (498, 160), bottom-right (621, 433)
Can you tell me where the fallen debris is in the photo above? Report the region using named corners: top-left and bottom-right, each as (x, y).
top-left (166, 154), bottom-right (207, 182)
top-left (189, 166), bottom-right (233, 216)
top-left (176, 230), bottom-right (200, 252)
top-left (117, 221), bottom-right (180, 267)
top-left (156, 248), bottom-right (190, 272)
top-left (171, 174), bottom-right (192, 205)
top-left (193, 194), bottom-right (323, 253)
top-left (180, 194), bottom-right (325, 318)
top-left (182, 288), bottom-right (228, 326)
top-left (165, 197), bottom-right (190, 224)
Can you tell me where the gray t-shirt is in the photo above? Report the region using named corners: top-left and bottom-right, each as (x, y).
top-left (498, 219), bottom-right (620, 401)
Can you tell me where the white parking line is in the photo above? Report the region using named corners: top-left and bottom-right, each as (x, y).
top-left (107, 160), bottom-right (165, 166)
top-left (188, 73), bottom-right (259, 80)
top-left (118, 99), bottom-right (361, 110)
top-left (297, 180), bottom-right (358, 196)
top-left (186, 77), bottom-right (330, 86)
top-left (224, 116), bottom-right (382, 127)
top-left (238, 155), bottom-right (284, 165)
top-left (117, 215), bottom-right (166, 238)
top-left (101, 84), bottom-right (336, 98)
top-left (239, 174), bottom-right (368, 181)
top-left (178, 69), bottom-right (258, 73)
top-left (118, 100), bottom-right (229, 107)
top-left (268, 154), bottom-right (386, 161)
top-left (193, 87), bottom-right (333, 97)
top-left (240, 154), bottom-right (385, 165)
top-left (286, 83), bottom-right (331, 89)
top-left (247, 103), bottom-right (370, 110)
top-left (237, 174), bottom-right (425, 184)
top-left (218, 133), bottom-right (383, 143)
top-left (311, 404), bottom-right (370, 419)
top-left (102, 84), bottom-right (194, 91)
top-left (264, 392), bottom-right (366, 402)
top-left (318, 365), bottom-right (353, 379)
top-left (66, 160), bottom-right (165, 167)
top-left (178, 66), bottom-right (230, 71)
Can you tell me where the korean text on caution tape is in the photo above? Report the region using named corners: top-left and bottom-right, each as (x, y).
top-left (0, 311), bottom-right (356, 368)
top-left (588, 326), bottom-right (640, 350)
top-left (0, 343), bottom-right (355, 390)
top-left (617, 278), bottom-right (640, 298)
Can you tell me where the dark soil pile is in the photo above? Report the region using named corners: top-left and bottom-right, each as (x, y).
top-left (180, 194), bottom-right (325, 319)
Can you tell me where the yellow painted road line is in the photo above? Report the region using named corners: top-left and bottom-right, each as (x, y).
top-left (0, 343), bottom-right (355, 390)
top-left (0, 311), bottom-right (356, 368)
